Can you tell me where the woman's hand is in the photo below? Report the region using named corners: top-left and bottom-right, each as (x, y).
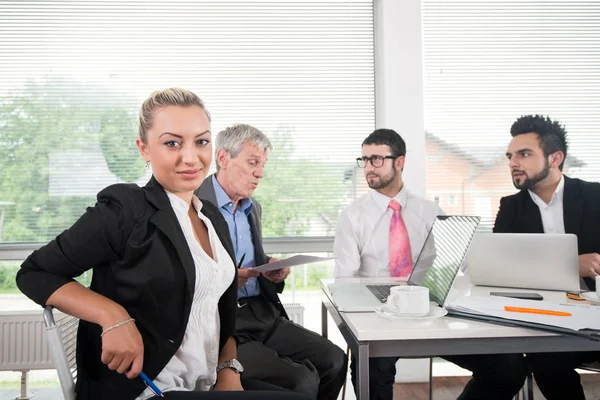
top-left (214, 369), bottom-right (244, 391)
top-left (42, 283), bottom-right (145, 380)
top-left (100, 318), bottom-right (144, 379)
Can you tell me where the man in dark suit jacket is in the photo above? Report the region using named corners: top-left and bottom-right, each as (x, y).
top-left (195, 124), bottom-right (347, 400)
top-left (494, 114), bottom-right (600, 400)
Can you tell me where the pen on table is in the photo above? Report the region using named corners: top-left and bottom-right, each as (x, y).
top-left (139, 371), bottom-right (164, 397)
top-left (504, 306), bottom-right (572, 317)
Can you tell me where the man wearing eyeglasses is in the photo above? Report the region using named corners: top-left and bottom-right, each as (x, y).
top-left (333, 129), bottom-right (527, 400)
top-left (334, 129), bottom-right (442, 280)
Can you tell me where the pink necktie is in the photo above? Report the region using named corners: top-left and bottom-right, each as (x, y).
top-left (388, 200), bottom-right (413, 278)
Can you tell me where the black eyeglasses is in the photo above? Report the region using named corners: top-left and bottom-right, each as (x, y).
top-left (356, 155), bottom-right (398, 168)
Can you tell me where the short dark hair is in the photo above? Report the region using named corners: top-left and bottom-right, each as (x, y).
top-left (510, 114), bottom-right (568, 170)
top-left (362, 129), bottom-right (406, 157)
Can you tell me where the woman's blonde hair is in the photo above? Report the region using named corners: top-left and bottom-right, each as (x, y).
top-left (138, 88), bottom-right (210, 143)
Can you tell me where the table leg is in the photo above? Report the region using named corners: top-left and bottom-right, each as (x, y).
top-left (321, 301), bottom-right (328, 338)
top-left (429, 357), bottom-right (433, 400)
top-left (357, 343), bottom-right (369, 400)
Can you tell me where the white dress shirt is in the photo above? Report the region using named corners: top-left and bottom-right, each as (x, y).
top-left (334, 186), bottom-right (443, 278)
top-left (528, 176), bottom-right (565, 234)
top-left (137, 191), bottom-right (235, 399)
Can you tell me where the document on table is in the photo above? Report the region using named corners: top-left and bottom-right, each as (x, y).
top-left (252, 255), bottom-right (334, 273)
top-left (446, 296), bottom-right (600, 332)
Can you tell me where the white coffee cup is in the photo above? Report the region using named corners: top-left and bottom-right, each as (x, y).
top-left (386, 285), bottom-right (430, 316)
top-left (595, 276), bottom-right (600, 298)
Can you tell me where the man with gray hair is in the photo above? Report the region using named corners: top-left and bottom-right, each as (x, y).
top-left (195, 124), bottom-right (347, 400)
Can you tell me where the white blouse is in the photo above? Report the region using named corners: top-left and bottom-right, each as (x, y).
top-left (137, 191), bottom-right (235, 399)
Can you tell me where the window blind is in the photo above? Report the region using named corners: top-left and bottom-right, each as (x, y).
top-left (0, 0), bottom-right (375, 243)
top-left (423, 0), bottom-right (600, 229)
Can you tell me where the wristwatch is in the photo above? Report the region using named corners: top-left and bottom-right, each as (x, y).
top-left (216, 359), bottom-right (244, 374)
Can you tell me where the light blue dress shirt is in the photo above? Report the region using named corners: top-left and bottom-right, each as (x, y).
top-left (212, 175), bottom-right (259, 298)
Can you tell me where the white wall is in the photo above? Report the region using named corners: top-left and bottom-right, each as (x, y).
top-left (375, 0), bottom-right (426, 197)
top-left (375, 0), bottom-right (432, 383)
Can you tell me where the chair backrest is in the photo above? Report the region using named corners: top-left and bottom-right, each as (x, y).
top-left (43, 306), bottom-right (78, 400)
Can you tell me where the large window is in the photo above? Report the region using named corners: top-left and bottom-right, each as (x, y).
top-left (0, 0), bottom-right (375, 244)
top-left (423, 1), bottom-right (600, 229)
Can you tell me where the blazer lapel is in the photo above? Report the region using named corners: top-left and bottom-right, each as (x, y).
top-left (194, 174), bottom-right (219, 206)
top-left (249, 206), bottom-right (261, 242)
top-left (563, 176), bottom-right (583, 237)
top-left (248, 205), bottom-right (267, 265)
top-left (519, 191), bottom-right (544, 233)
top-left (200, 203), bottom-right (236, 263)
top-left (144, 177), bottom-right (196, 299)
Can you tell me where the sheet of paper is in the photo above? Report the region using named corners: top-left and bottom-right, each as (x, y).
top-left (446, 296), bottom-right (600, 331)
top-left (252, 255), bottom-right (334, 273)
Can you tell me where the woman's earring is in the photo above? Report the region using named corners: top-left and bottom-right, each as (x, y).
top-left (145, 161), bottom-right (150, 170)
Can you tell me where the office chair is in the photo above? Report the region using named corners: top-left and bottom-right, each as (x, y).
top-left (514, 371), bottom-right (534, 400)
top-left (43, 306), bottom-right (78, 400)
top-left (515, 360), bottom-right (600, 400)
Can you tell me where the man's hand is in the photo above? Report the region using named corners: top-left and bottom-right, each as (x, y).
top-left (214, 369), bottom-right (243, 391)
top-left (237, 268), bottom-right (260, 288)
top-left (578, 253), bottom-right (600, 277)
top-left (263, 267), bottom-right (290, 283)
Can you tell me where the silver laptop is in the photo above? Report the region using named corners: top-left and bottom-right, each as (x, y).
top-left (467, 233), bottom-right (580, 292)
top-left (327, 215), bottom-right (481, 312)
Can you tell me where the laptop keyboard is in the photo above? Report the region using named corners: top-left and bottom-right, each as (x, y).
top-left (366, 284), bottom-right (396, 303)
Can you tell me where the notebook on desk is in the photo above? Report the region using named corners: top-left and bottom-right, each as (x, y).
top-left (446, 295), bottom-right (600, 341)
top-left (327, 215), bottom-right (481, 312)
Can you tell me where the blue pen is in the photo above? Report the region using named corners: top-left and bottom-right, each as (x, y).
top-left (139, 371), bottom-right (164, 398)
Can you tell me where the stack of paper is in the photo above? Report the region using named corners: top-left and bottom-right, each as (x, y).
top-left (252, 255), bottom-right (334, 273)
top-left (446, 296), bottom-right (600, 332)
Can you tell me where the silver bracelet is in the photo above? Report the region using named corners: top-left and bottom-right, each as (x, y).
top-left (100, 318), bottom-right (135, 337)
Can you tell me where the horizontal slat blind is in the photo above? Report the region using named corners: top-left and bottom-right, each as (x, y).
top-left (423, 1), bottom-right (600, 229)
top-left (0, 0), bottom-right (374, 242)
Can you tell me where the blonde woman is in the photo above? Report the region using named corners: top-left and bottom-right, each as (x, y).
top-left (17, 88), bottom-right (307, 400)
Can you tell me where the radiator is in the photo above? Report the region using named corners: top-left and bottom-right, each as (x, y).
top-left (1, 305), bottom-right (305, 372)
top-left (0, 310), bottom-right (54, 371)
top-left (282, 302), bottom-right (305, 326)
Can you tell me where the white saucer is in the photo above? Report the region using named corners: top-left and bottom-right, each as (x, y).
top-left (581, 292), bottom-right (600, 303)
top-left (374, 304), bottom-right (448, 320)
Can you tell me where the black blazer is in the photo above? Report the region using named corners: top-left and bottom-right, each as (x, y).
top-left (194, 174), bottom-right (288, 319)
top-left (493, 175), bottom-right (600, 290)
top-left (16, 177), bottom-right (238, 400)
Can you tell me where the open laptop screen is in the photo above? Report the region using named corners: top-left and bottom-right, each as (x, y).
top-left (408, 215), bottom-right (480, 306)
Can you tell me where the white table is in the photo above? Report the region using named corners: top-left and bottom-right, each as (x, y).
top-left (320, 276), bottom-right (600, 400)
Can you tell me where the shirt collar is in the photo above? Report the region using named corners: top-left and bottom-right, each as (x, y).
top-left (528, 175), bottom-right (565, 208)
top-left (212, 175), bottom-right (253, 214)
top-left (164, 189), bottom-right (203, 215)
top-left (370, 184), bottom-right (408, 213)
